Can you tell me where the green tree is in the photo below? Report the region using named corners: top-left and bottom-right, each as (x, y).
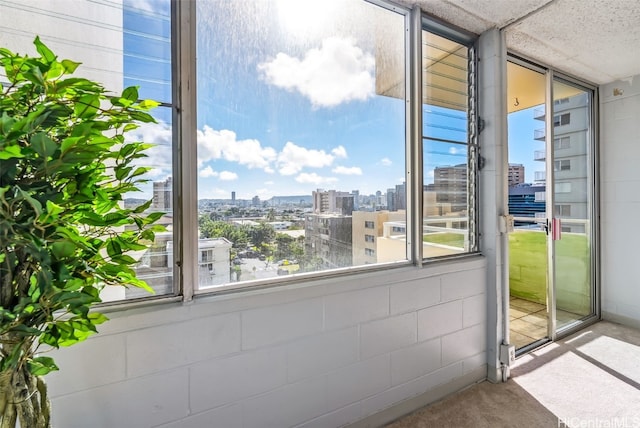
top-left (0, 38), bottom-right (162, 427)
top-left (249, 222), bottom-right (275, 250)
top-left (199, 218), bottom-right (249, 249)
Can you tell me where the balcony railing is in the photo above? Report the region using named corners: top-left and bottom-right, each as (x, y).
top-left (534, 191), bottom-right (546, 202)
top-left (533, 107), bottom-right (545, 120)
top-left (535, 171), bottom-right (546, 182)
top-left (534, 129), bottom-right (545, 141)
top-left (534, 150), bottom-right (546, 161)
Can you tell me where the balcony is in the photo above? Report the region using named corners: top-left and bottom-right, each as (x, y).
top-left (534, 150), bottom-right (546, 161)
top-left (534, 171), bottom-right (546, 182)
top-left (534, 191), bottom-right (546, 202)
top-left (533, 128), bottom-right (545, 141)
top-left (533, 106), bottom-right (545, 120)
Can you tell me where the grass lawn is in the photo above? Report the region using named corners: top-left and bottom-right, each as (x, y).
top-left (423, 233), bottom-right (464, 248)
top-left (509, 230), bottom-right (590, 311)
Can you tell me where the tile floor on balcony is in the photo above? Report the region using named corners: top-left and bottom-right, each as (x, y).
top-left (509, 296), bottom-right (584, 349)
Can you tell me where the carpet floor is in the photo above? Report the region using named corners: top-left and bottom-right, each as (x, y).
top-left (386, 320), bottom-right (640, 428)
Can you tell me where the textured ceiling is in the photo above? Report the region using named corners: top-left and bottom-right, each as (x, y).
top-left (396, 0), bottom-right (640, 85)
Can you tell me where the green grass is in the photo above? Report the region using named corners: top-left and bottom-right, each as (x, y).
top-left (423, 233), bottom-right (464, 248)
top-left (509, 230), bottom-right (590, 313)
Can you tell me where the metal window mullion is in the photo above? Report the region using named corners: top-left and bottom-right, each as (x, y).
top-left (173, 0), bottom-right (198, 302)
top-left (409, 6), bottom-right (423, 265)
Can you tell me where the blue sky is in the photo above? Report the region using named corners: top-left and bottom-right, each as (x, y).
top-left (123, 0), bottom-right (470, 201)
top-left (508, 107), bottom-right (545, 184)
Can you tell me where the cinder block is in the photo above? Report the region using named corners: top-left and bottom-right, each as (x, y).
top-left (360, 313), bottom-right (417, 359)
top-left (48, 334), bottom-right (126, 397)
top-left (51, 368), bottom-right (189, 428)
top-left (391, 338), bottom-right (441, 386)
top-left (463, 293), bottom-right (486, 327)
top-left (242, 376), bottom-right (327, 428)
top-left (442, 324), bottom-right (486, 366)
top-left (417, 300), bottom-right (463, 341)
top-left (324, 286), bottom-right (389, 330)
top-left (126, 313), bottom-right (241, 377)
top-left (287, 327), bottom-right (359, 382)
top-left (326, 355), bottom-right (391, 411)
top-left (242, 298), bottom-right (324, 349)
top-left (441, 270), bottom-right (485, 301)
top-left (294, 403), bottom-right (362, 428)
top-left (155, 404), bottom-right (242, 428)
top-left (189, 346), bottom-right (287, 412)
top-left (390, 277), bottom-right (440, 314)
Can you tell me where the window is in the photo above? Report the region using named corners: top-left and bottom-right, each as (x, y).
top-left (553, 113), bottom-right (570, 126)
top-left (0, 1), bottom-right (175, 302)
top-left (555, 182), bottom-right (572, 193)
top-left (422, 28), bottom-right (475, 257)
top-left (3, 1), bottom-right (479, 301)
top-left (554, 97), bottom-right (569, 105)
top-left (554, 136), bottom-right (571, 150)
top-left (554, 205), bottom-right (571, 217)
top-left (554, 159), bottom-right (571, 171)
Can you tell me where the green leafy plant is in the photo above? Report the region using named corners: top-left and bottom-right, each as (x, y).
top-left (0, 37), bottom-right (163, 428)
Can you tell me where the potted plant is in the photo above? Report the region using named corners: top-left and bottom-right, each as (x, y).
top-left (0, 37), bottom-right (163, 427)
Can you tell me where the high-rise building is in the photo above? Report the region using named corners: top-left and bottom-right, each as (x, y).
top-left (508, 163), bottom-right (525, 187)
top-left (312, 189), bottom-right (353, 214)
top-left (433, 165), bottom-right (467, 212)
top-left (231, 191), bottom-right (236, 203)
top-left (152, 177), bottom-right (172, 211)
top-left (304, 214), bottom-right (353, 268)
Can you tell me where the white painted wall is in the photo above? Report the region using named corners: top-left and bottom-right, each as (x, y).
top-left (45, 258), bottom-right (486, 427)
top-left (600, 75), bottom-right (640, 327)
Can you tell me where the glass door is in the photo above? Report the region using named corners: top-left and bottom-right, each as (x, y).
top-left (507, 61), bottom-right (550, 349)
top-left (507, 60), bottom-right (597, 351)
top-left (551, 78), bottom-right (594, 332)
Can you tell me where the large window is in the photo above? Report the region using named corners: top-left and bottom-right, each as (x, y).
top-left (2, 0), bottom-right (479, 300)
top-left (195, 0), bottom-right (408, 289)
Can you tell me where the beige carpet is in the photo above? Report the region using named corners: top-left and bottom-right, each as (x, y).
top-left (387, 321), bottom-right (640, 428)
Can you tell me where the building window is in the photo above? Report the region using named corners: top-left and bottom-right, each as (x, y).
top-left (553, 113), bottom-right (570, 126)
top-left (365, 235), bottom-right (375, 243)
top-left (554, 97), bottom-right (569, 105)
top-left (554, 205), bottom-right (571, 217)
top-left (554, 159), bottom-right (571, 171)
top-left (365, 248), bottom-right (375, 256)
top-left (555, 182), bottom-right (572, 193)
top-left (554, 136), bottom-right (571, 150)
top-left (364, 221), bottom-right (375, 229)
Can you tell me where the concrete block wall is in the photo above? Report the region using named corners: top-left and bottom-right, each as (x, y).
top-left (600, 75), bottom-right (640, 327)
top-left (46, 257), bottom-right (486, 428)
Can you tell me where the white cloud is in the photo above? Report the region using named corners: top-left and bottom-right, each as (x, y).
top-left (332, 166), bottom-right (362, 175)
top-left (449, 146), bottom-right (463, 155)
top-left (277, 141), bottom-right (336, 175)
top-left (380, 157), bottom-right (392, 166)
top-left (219, 171), bottom-right (239, 181)
top-left (258, 37), bottom-right (375, 108)
top-left (331, 145), bottom-right (347, 158)
top-left (127, 0), bottom-right (155, 13)
top-left (427, 170), bottom-right (435, 178)
top-left (199, 166), bottom-right (218, 178)
top-left (265, 181), bottom-right (274, 185)
top-left (125, 121), bottom-right (173, 179)
top-left (295, 173), bottom-right (338, 185)
top-left (197, 126), bottom-right (277, 171)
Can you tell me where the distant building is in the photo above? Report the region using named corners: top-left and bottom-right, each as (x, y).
top-left (304, 213), bottom-right (352, 268)
top-left (508, 184), bottom-right (546, 225)
top-left (231, 191), bottom-right (236, 204)
top-left (168, 238), bottom-right (232, 289)
top-left (252, 195), bottom-right (260, 206)
top-left (312, 189), bottom-right (353, 215)
top-left (352, 210), bottom-right (405, 265)
top-left (152, 177), bottom-right (172, 211)
top-left (432, 164), bottom-right (467, 213)
top-left (508, 164), bottom-right (525, 187)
